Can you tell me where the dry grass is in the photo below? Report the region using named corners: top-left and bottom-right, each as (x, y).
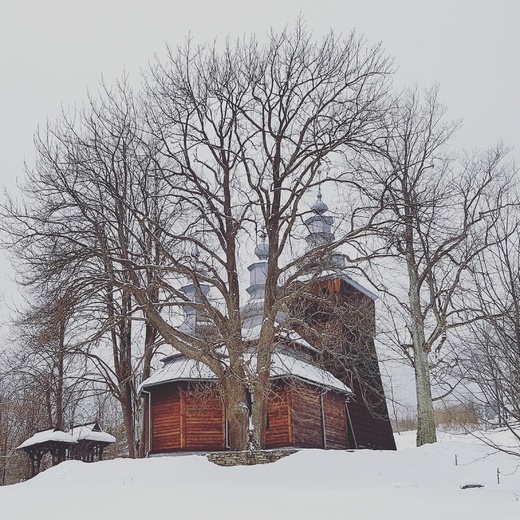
top-left (392, 402), bottom-right (481, 433)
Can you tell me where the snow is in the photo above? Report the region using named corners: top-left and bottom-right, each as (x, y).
top-left (69, 424), bottom-right (116, 444)
top-left (3, 428), bottom-right (519, 520)
top-left (270, 351), bottom-right (351, 393)
top-left (139, 355), bottom-right (218, 390)
top-left (140, 351), bottom-right (351, 394)
top-left (16, 429), bottom-right (76, 449)
top-left (17, 425), bottom-right (115, 451)
top-left (241, 322), bottom-right (316, 352)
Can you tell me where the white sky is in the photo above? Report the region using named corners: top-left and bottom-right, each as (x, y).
top-left (0, 1), bottom-right (518, 401)
top-left (1, 1), bottom-right (518, 196)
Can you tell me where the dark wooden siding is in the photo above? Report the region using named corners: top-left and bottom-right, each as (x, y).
top-left (289, 385), bottom-right (348, 450)
top-left (184, 387), bottom-right (225, 451)
top-left (298, 277), bottom-right (396, 451)
top-left (147, 379), bottom-right (351, 453)
top-left (323, 391), bottom-right (348, 449)
top-left (290, 385), bottom-right (324, 448)
top-left (346, 377), bottom-right (396, 450)
top-left (149, 382), bottom-right (225, 453)
top-left (265, 384), bottom-right (292, 448)
top-left (151, 384), bottom-right (181, 452)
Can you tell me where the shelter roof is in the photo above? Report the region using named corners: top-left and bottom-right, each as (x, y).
top-left (17, 428), bottom-right (76, 450)
top-left (69, 422), bottom-right (116, 444)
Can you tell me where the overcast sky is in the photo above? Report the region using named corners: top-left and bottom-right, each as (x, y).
top-left (1, 0), bottom-right (518, 406)
top-left (2, 0), bottom-right (518, 194)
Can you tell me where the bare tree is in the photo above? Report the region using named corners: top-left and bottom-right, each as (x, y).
top-left (458, 208), bottom-right (520, 451)
top-left (8, 290), bottom-right (87, 431)
top-left (1, 77), bottom-right (163, 457)
top-left (2, 23), bottom-right (392, 451)
top-left (132, 24), bottom-right (391, 449)
top-left (0, 361), bottom-right (64, 484)
top-left (357, 87), bottom-right (514, 445)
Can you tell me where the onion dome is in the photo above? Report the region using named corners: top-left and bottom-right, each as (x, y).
top-left (254, 226), bottom-right (269, 260)
top-left (305, 187), bottom-right (333, 247)
top-left (311, 188), bottom-right (328, 214)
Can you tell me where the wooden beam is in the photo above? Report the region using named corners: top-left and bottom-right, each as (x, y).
top-left (320, 393), bottom-right (327, 449)
top-left (180, 385), bottom-right (185, 449)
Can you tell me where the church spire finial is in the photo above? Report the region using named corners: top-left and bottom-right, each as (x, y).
top-left (191, 243), bottom-right (200, 260)
top-left (254, 224), bottom-right (269, 260)
top-left (311, 172), bottom-right (328, 215)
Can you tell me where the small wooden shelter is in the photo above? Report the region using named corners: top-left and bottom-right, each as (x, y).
top-left (69, 421), bottom-right (116, 462)
top-left (16, 428), bottom-right (76, 478)
top-left (17, 422), bottom-right (115, 478)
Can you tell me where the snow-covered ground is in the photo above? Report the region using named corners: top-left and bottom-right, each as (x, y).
top-left (2, 429), bottom-right (519, 520)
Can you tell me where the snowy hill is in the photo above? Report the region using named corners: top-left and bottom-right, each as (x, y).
top-left (1, 429), bottom-right (519, 520)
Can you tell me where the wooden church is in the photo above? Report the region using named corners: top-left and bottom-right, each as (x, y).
top-left (139, 192), bottom-right (396, 454)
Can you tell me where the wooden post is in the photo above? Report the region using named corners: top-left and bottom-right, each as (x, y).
top-left (320, 393), bottom-right (327, 449)
top-left (180, 385), bottom-right (186, 449)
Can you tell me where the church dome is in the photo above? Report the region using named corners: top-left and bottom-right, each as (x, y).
top-left (254, 241), bottom-right (269, 260)
top-left (311, 190), bottom-right (328, 214)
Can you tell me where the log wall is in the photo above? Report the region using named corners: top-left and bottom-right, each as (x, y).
top-left (184, 388), bottom-right (225, 451)
top-left (151, 384), bottom-right (181, 452)
top-left (265, 384), bottom-right (292, 448)
top-left (290, 385), bottom-right (325, 448)
top-left (146, 380), bottom-right (350, 453)
top-left (300, 277), bottom-right (396, 451)
top-left (148, 382), bottom-right (225, 453)
top-left (323, 391), bottom-right (349, 449)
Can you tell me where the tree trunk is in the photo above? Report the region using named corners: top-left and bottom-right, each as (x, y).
top-left (221, 376), bottom-right (249, 451)
top-left (251, 344), bottom-right (272, 449)
top-left (120, 386), bottom-right (136, 458)
top-left (408, 264), bottom-right (437, 446)
top-left (414, 344), bottom-right (437, 445)
top-left (55, 320), bottom-right (65, 431)
top-left (138, 320), bottom-right (157, 458)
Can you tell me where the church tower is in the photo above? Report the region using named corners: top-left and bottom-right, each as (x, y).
top-left (242, 228), bottom-right (269, 330)
top-left (301, 188), bottom-right (396, 450)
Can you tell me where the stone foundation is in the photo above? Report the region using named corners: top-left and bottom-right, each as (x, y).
top-left (207, 449), bottom-right (298, 466)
